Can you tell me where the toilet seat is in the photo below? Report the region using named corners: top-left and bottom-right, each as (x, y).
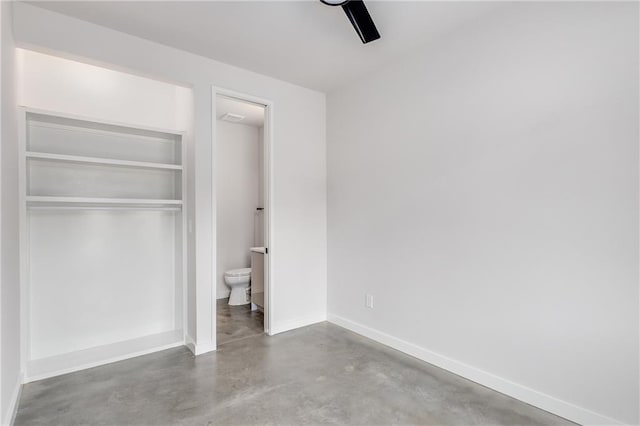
top-left (224, 268), bottom-right (251, 277)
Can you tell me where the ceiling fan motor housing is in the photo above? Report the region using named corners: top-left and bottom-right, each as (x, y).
top-left (321, 0), bottom-right (381, 44)
top-left (320, 0), bottom-right (350, 5)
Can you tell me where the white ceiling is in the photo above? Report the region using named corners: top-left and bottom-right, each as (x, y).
top-left (216, 95), bottom-right (265, 127)
top-left (28, 1), bottom-right (500, 92)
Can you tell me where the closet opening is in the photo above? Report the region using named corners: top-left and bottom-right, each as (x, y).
top-left (213, 89), bottom-right (272, 347)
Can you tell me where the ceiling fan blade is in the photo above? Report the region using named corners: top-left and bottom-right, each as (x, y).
top-left (341, 0), bottom-right (380, 44)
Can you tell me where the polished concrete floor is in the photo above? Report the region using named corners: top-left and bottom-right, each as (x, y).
top-left (216, 298), bottom-right (264, 345)
top-left (15, 323), bottom-right (574, 425)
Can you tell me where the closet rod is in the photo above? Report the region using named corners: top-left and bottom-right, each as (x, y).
top-left (28, 206), bottom-right (182, 212)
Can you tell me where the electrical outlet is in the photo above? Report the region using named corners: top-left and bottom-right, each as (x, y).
top-left (365, 294), bottom-right (374, 309)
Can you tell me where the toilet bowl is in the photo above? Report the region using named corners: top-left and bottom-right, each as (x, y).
top-left (224, 268), bottom-right (251, 305)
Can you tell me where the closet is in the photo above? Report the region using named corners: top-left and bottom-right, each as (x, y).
top-left (19, 108), bottom-right (187, 381)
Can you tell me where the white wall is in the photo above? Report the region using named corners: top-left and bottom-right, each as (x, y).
top-left (28, 210), bottom-right (178, 359)
top-left (13, 2), bottom-right (327, 348)
top-left (327, 2), bottom-right (638, 425)
top-left (257, 125), bottom-right (265, 248)
top-left (17, 49), bottom-right (192, 361)
top-left (216, 120), bottom-right (260, 299)
top-left (16, 51), bottom-right (195, 346)
top-left (18, 49), bottom-right (191, 131)
top-left (1, 1), bottom-right (22, 424)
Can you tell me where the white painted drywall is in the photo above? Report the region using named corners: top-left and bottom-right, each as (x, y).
top-left (13, 3), bottom-right (327, 349)
top-left (17, 49), bottom-right (191, 131)
top-left (257, 126), bottom-right (265, 247)
top-left (28, 211), bottom-right (178, 359)
top-left (216, 120), bottom-right (260, 299)
top-left (1, 1), bottom-right (22, 424)
top-left (327, 2), bottom-right (638, 425)
top-left (17, 50), bottom-right (192, 358)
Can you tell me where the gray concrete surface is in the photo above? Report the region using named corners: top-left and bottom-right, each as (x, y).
top-left (15, 323), bottom-right (574, 425)
top-left (216, 298), bottom-right (264, 346)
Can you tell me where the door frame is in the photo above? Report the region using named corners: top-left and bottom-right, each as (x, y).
top-left (211, 86), bottom-right (274, 344)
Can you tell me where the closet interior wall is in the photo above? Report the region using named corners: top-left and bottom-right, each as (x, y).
top-left (17, 49), bottom-right (192, 381)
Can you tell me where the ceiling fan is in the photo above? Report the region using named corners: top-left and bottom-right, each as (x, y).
top-left (320, 0), bottom-right (381, 44)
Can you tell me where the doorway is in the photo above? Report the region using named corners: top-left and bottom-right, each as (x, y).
top-left (212, 88), bottom-right (272, 347)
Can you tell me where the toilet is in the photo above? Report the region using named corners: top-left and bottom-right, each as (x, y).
top-left (224, 268), bottom-right (251, 305)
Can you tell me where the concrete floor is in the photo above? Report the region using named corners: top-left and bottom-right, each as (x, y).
top-left (15, 323), bottom-right (574, 425)
top-left (216, 298), bottom-right (264, 345)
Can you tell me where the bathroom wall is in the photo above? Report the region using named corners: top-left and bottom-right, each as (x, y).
top-left (257, 126), bottom-right (265, 247)
top-left (216, 120), bottom-right (260, 299)
top-left (327, 2), bottom-right (638, 425)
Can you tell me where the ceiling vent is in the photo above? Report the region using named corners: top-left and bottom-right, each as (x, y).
top-left (221, 112), bottom-right (245, 123)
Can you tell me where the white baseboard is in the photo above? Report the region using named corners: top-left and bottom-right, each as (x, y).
top-left (25, 330), bottom-right (184, 382)
top-left (327, 313), bottom-right (624, 426)
top-left (269, 313), bottom-right (326, 335)
top-left (184, 334), bottom-right (196, 355)
top-left (185, 335), bottom-right (216, 356)
top-left (194, 342), bottom-right (216, 355)
top-left (3, 371), bottom-right (24, 426)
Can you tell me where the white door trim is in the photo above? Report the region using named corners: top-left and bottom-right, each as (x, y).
top-left (211, 86), bottom-right (274, 346)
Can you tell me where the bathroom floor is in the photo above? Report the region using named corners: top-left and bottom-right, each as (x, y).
top-left (216, 298), bottom-right (264, 345)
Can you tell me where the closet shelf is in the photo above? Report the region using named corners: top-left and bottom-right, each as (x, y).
top-left (27, 196), bottom-right (183, 206)
top-left (26, 151), bottom-right (182, 170)
top-left (21, 107), bottom-right (187, 382)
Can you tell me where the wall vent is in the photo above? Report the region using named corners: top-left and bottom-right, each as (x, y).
top-left (221, 112), bottom-right (245, 123)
